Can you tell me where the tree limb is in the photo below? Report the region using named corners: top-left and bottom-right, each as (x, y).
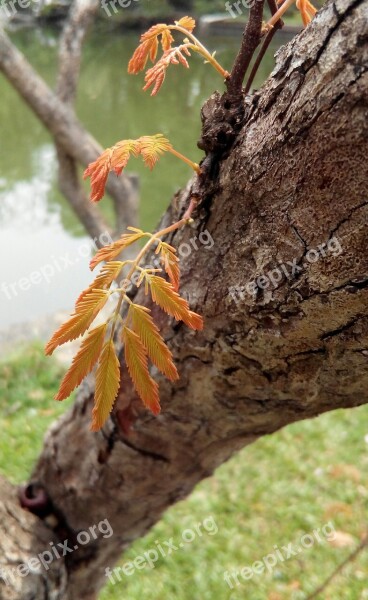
top-left (0, 24), bottom-right (138, 233)
top-left (56, 0), bottom-right (113, 243)
top-left (244, 0), bottom-right (284, 94)
top-left (227, 0), bottom-right (265, 94)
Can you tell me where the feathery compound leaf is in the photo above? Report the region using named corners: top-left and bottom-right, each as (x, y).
top-left (45, 290), bottom-right (109, 355)
top-left (84, 140), bottom-right (139, 202)
top-left (110, 139), bottom-right (141, 176)
top-left (128, 24), bottom-right (174, 74)
top-left (146, 274), bottom-right (203, 330)
top-left (76, 261), bottom-right (124, 307)
top-left (139, 134), bottom-right (173, 169)
top-left (55, 324), bottom-right (107, 401)
top-left (84, 136), bottom-right (173, 201)
top-left (91, 260), bottom-right (124, 288)
top-left (128, 303), bottom-right (178, 381)
top-left (157, 241), bottom-right (180, 291)
top-left (90, 229), bottom-right (145, 270)
top-left (175, 16), bottom-right (196, 32)
top-left (123, 327), bottom-right (160, 415)
top-left (161, 29), bottom-right (174, 51)
top-left (83, 148), bottom-right (113, 202)
top-left (91, 340), bottom-right (120, 431)
top-left (143, 46), bottom-right (191, 96)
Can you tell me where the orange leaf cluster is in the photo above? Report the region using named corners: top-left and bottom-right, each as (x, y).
top-left (46, 226), bottom-right (204, 431)
top-left (128, 16), bottom-right (195, 75)
top-left (46, 15), bottom-right (205, 433)
top-left (84, 135), bottom-right (173, 202)
top-left (143, 46), bottom-right (191, 96)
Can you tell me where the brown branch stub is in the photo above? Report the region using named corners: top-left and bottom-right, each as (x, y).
top-left (227, 0), bottom-right (266, 95)
top-left (18, 482), bottom-right (52, 518)
top-left (244, 0), bottom-right (284, 94)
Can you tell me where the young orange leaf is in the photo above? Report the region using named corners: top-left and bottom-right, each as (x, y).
top-left (175, 16), bottom-right (196, 32)
top-left (128, 40), bottom-right (154, 74)
top-left (91, 339), bottom-right (120, 431)
top-left (84, 136), bottom-right (173, 201)
top-left (90, 229), bottom-right (145, 270)
top-left (161, 29), bottom-right (174, 51)
top-left (157, 241), bottom-right (180, 291)
top-left (128, 303), bottom-right (178, 381)
top-left (90, 260), bottom-right (124, 288)
top-left (139, 134), bottom-right (173, 169)
top-left (123, 327), bottom-right (161, 415)
top-left (143, 46), bottom-right (191, 96)
top-left (128, 24), bottom-right (174, 75)
top-left (45, 290), bottom-right (109, 355)
top-left (55, 324), bottom-right (107, 401)
top-left (83, 148), bottom-right (113, 202)
top-left (110, 139), bottom-right (141, 176)
top-left (76, 261), bottom-right (124, 307)
top-left (146, 274), bottom-right (203, 330)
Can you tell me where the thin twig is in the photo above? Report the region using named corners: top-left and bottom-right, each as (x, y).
top-left (244, 0), bottom-right (284, 94)
top-left (227, 0), bottom-right (265, 94)
top-left (305, 531), bottom-right (368, 600)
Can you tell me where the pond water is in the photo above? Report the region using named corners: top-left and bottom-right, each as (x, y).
top-left (0, 25), bottom-right (285, 329)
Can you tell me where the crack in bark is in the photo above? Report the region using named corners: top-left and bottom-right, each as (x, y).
top-left (321, 314), bottom-right (365, 339)
top-left (116, 437), bottom-right (170, 463)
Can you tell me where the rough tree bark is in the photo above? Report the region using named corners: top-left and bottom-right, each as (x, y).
top-left (1, 0), bottom-right (367, 597)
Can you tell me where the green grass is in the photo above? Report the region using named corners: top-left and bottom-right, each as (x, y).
top-left (0, 345), bottom-right (367, 599)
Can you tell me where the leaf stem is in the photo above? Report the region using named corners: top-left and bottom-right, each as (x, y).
top-left (170, 25), bottom-right (230, 79)
top-left (264, 0), bottom-right (296, 29)
top-left (227, 0), bottom-right (265, 93)
top-left (168, 147), bottom-right (201, 173)
top-left (244, 0), bottom-right (284, 94)
top-left (109, 214), bottom-right (194, 340)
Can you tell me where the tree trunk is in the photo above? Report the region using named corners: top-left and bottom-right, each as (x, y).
top-left (1, 0), bottom-right (367, 597)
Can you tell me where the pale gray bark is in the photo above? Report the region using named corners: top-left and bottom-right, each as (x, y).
top-left (0, 0), bottom-right (367, 597)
